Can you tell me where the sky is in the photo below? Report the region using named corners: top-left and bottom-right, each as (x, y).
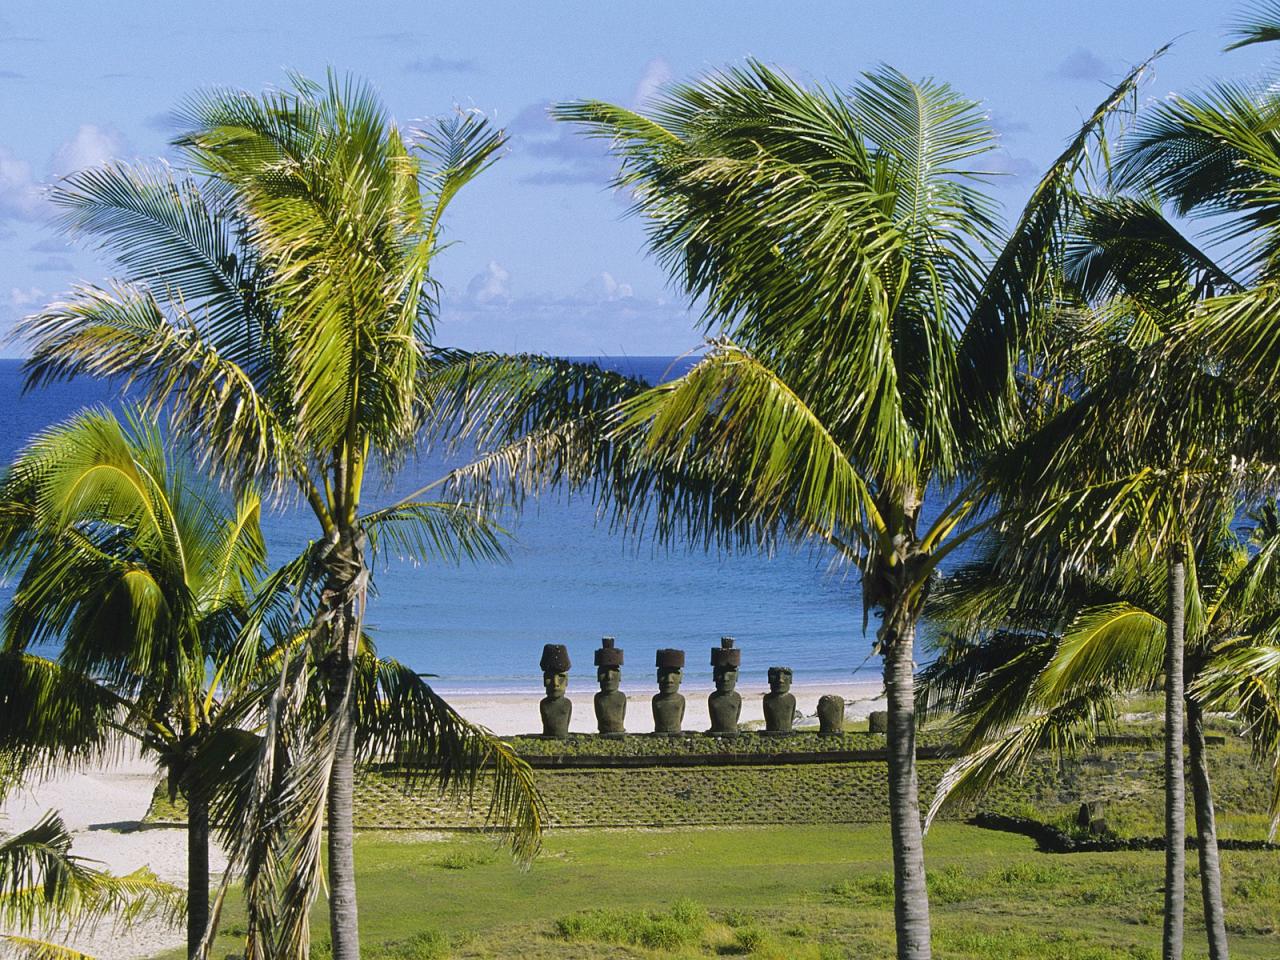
top-left (0, 0), bottom-right (1271, 358)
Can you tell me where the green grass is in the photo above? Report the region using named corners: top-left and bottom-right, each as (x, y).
top-left (160, 823), bottom-right (1279, 959)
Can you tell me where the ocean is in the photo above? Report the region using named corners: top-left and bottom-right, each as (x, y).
top-left (0, 357), bottom-right (886, 695)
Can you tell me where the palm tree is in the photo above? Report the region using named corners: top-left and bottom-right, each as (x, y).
top-left (0, 408), bottom-right (273, 958)
top-left (0, 810), bottom-right (182, 960)
top-left (550, 57), bottom-right (1160, 959)
top-left (920, 503), bottom-right (1280, 959)
top-left (15, 74), bottom-right (590, 959)
top-left (981, 192), bottom-right (1278, 960)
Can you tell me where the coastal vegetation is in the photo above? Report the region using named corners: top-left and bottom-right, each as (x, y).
top-left (4, 5), bottom-right (1280, 960)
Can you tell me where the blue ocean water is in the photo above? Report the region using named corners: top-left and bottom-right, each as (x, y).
top-left (0, 357), bottom-right (885, 693)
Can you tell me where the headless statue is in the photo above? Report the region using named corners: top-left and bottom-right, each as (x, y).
top-left (817, 694), bottom-right (845, 735)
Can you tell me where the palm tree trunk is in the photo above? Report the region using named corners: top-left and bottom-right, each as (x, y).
top-left (186, 784), bottom-right (209, 959)
top-left (883, 609), bottom-right (932, 960)
top-left (322, 530), bottom-right (367, 960)
top-left (1163, 549), bottom-right (1186, 960)
top-left (327, 691), bottom-right (360, 960)
top-left (1187, 699), bottom-right (1229, 960)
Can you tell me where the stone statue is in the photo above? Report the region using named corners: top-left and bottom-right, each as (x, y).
top-left (652, 648), bottom-right (686, 734)
top-left (593, 636), bottom-right (626, 735)
top-left (539, 643), bottom-right (572, 738)
top-left (707, 637), bottom-right (742, 736)
top-left (762, 666), bottom-right (796, 734)
top-left (817, 694), bottom-right (845, 735)
top-left (868, 710), bottom-right (889, 734)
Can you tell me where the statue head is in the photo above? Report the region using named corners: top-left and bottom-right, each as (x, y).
top-left (594, 636), bottom-right (623, 693)
top-left (540, 643), bottom-right (571, 699)
top-left (767, 666), bottom-right (793, 694)
top-left (655, 648), bottom-right (685, 695)
top-left (710, 637), bottom-right (741, 693)
top-left (713, 665), bottom-right (738, 693)
top-left (544, 671), bottom-right (568, 698)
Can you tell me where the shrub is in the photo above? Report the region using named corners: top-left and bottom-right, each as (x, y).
top-left (434, 849), bottom-right (496, 870)
top-left (733, 925), bottom-right (770, 952)
top-left (828, 871), bottom-right (895, 903)
top-left (555, 899), bottom-right (709, 950)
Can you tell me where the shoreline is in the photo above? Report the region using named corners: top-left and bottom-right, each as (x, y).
top-left (439, 680), bottom-right (885, 736)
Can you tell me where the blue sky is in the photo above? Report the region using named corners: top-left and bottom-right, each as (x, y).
top-left (0, 1), bottom-right (1270, 357)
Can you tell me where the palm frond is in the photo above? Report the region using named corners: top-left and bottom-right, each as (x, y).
top-left (48, 161), bottom-right (271, 374)
top-left (609, 343), bottom-right (883, 557)
top-left (19, 286), bottom-right (299, 491)
top-left (0, 933), bottom-right (93, 960)
top-left (925, 690), bottom-right (1118, 829)
top-left (956, 46), bottom-right (1168, 445)
top-left (0, 812), bottom-right (183, 934)
top-left (1226, 2), bottom-right (1280, 50)
top-left (361, 501), bottom-right (507, 567)
top-left (353, 657), bottom-right (544, 862)
top-left (1035, 602), bottom-right (1166, 702)
top-left (0, 655), bottom-right (122, 793)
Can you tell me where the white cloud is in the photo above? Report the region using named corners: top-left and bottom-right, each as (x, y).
top-left (439, 267), bottom-right (695, 355)
top-left (0, 146), bottom-right (43, 221)
top-left (49, 124), bottom-right (130, 178)
top-left (577, 271), bottom-right (633, 302)
top-left (10, 285), bottom-right (45, 309)
top-left (464, 260), bottom-right (512, 304)
top-left (631, 57), bottom-right (672, 108)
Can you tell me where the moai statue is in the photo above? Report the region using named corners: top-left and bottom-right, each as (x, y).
top-left (762, 666), bottom-right (796, 734)
top-left (817, 694), bottom-right (846, 735)
top-left (867, 710), bottom-right (889, 734)
top-left (707, 637), bottom-right (742, 736)
top-left (539, 643), bottom-right (572, 738)
top-left (652, 648), bottom-right (686, 734)
top-left (593, 636), bottom-right (626, 735)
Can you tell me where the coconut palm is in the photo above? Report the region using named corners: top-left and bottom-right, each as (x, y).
top-left (0, 810), bottom-right (182, 960)
top-left (14, 73), bottom-right (603, 958)
top-left (921, 501), bottom-right (1280, 959)
top-left (0, 408), bottom-right (274, 958)
top-left (549, 57), bottom-right (1160, 958)
top-left (948, 185), bottom-right (1280, 958)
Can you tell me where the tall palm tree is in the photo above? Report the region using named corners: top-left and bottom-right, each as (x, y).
top-left (15, 74), bottom-right (588, 959)
top-left (920, 503), bottom-right (1280, 959)
top-left (550, 57), bottom-right (1160, 959)
top-left (0, 408), bottom-right (271, 958)
top-left (980, 191), bottom-right (1279, 959)
top-left (0, 810), bottom-right (182, 960)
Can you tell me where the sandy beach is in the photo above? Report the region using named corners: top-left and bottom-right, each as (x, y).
top-left (0, 747), bottom-right (219, 960)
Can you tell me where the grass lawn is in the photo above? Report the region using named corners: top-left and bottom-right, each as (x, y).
top-left (167, 823), bottom-right (1279, 959)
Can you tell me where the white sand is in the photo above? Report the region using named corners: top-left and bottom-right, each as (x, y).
top-left (0, 747), bottom-right (221, 960)
top-left (437, 679), bottom-right (886, 735)
top-left (0, 680), bottom-right (885, 958)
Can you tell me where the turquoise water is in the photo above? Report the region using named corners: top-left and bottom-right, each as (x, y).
top-left (0, 358), bottom-right (883, 693)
